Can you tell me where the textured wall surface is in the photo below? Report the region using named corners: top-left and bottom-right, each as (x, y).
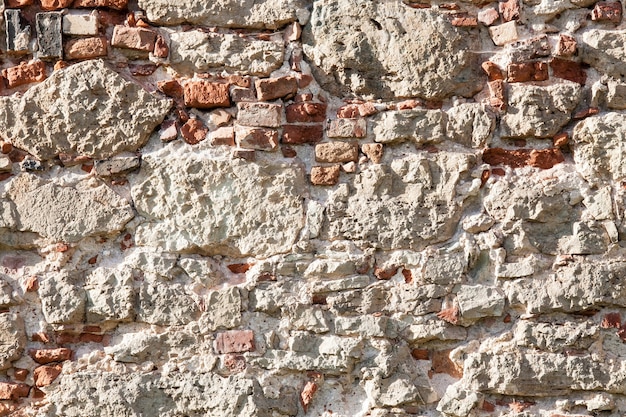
top-left (0, 0), bottom-right (625, 416)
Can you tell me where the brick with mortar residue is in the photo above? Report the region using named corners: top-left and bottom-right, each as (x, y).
top-left (449, 14), bottom-right (478, 26)
top-left (478, 7), bottom-right (499, 26)
top-left (255, 76), bottom-right (298, 101)
top-left (489, 21), bottom-right (518, 46)
top-left (157, 79), bottom-right (183, 99)
top-left (488, 80), bottom-right (506, 111)
top-left (482, 61), bottom-right (504, 81)
top-left (0, 382), bottom-right (29, 400)
top-left (62, 12), bottom-right (98, 35)
top-left (112, 26), bottom-right (157, 51)
top-left (311, 165), bottom-right (340, 185)
top-left (602, 312), bottom-right (621, 328)
top-left (13, 369), bottom-right (28, 381)
top-left (34, 365), bottom-right (62, 387)
top-left (4, 61), bottom-right (47, 88)
top-left (556, 34), bottom-right (577, 57)
top-left (181, 119), bottom-right (208, 145)
top-left (286, 103), bottom-right (327, 123)
top-left (591, 1), bottom-right (622, 23)
top-left (499, 0), bottom-right (520, 21)
top-left (483, 148), bottom-right (564, 169)
top-left (327, 118), bottom-right (367, 138)
top-left (64, 37), bottom-right (107, 60)
top-left (236, 126), bottom-right (279, 151)
top-left (507, 61), bottom-right (548, 82)
top-left (5, 9), bottom-right (31, 54)
top-left (153, 35), bottom-right (169, 58)
top-left (232, 149), bottom-right (255, 161)
top-left (362, 143), bottom-right (384, 163)
top-left (30, 348), bottom-right (72, 364)
top-left (337, 102), bottom-right (377, 118)
top-left (432, 349), bottom-right (463, 378)
top-left (282, 124), bottom-right (324, 144)
top-left (550, 58), bottom-right (587, 85)
top-left (231, 86), bottom-right (256, 102)
top-left (73, 0), bottom-right (128, 10)
top-left (36, 12), bottom-right (63, 60)
top-left (214, 330), bottom-right (255, 354)
top-left (237, 102), bottom-right (282, 128)
top-left (315, 142), bottom-right (359, 163)
top-left (184, 81), bottom-right (231, 109)
top-left (210, 127), bottom-right (235, 146)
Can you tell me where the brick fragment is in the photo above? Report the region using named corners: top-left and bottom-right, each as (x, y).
top-left (237, 102), bottom-right (282, 128)
top-left (153, 35), bottom-right (169, 58)
top-left (315, 141), bottom-right (358, 163)
top-left (232, 149), bottom-right (255, 161)
top-left (573, 107), bottom-right (599, 119)
top-left (129, 63), bottom-right (157, 76)
top-left (181, 119), bottom-right (208, 145)
top-left (602, 312), bottom-right (621, 328)
top-left (255, 76), bottom-right (298, 101)
top-left (214, 330), bottom-right (255, 354)
top-left (157, 80), bottom-right (183, 99)
top-left (411, 349), bottom-right (429, 360)
top-left (556, 34), bottom-right (577, 57)
top-left (0, 382), bottom-right (29, 400)
top-left (553, 132), bottom-right (569, 148)
top-left (282, 125), bottom-right (324, 145)
top-left (449, 13), bottom-right (478, 27)
top-left (499, 0), bottom-right (520, 21)
top-left (488, 80), bottom-right (506, 111)
top-left (478, 7), bottom-right (499, 26)
top-left (483, 148), bottom-right (564, 169)
top-left (64, 37), bottom-right (107, 60)
top-left (481, 61), bottom-right (504, 81)
top-left (34, 365), bottom-right (62, 387)
top-left (235, 126), bottom-right (279, 151)
top-left (374, 265), bottom-right (399, 280)
top-left (507, 61), bottom-right (548, 82)
top-left (311, 165), bottom-right (340, 186)
top-left (223, 354), bottom-right (246, 373)
top-left (4, 61), bottom-right (47, 88)
top-left (13, 369), bottom-right (28, 382)
top-left (591, 1), bottom-right (622, 23)
top-left (227, 263), bottom-right (252, 273)
top-left (184, 81), bottom-right (231, 109)
top-left (550, 58), bottom-right (587, 85)
top-left (300, 381), bottom-right (318, 413)
top-left (112, 26), bottom-right (156, 51)
top-left (362, 143), bottom-right (384, 164)
top-left (231, 86), bottom-right (257, 102)
top-left (286, 103), bottom-right (327, 123)
top-left (432, 349), bottom-right (463, 378)
top-left (62, 12), bottom-right (98, 35)
top-left (437, 306), bottom-right (459, 324)
top-left (337, 102), bottom-right (377, 118)
top-left (327, 118), bottom-right (367, 138)
top-left (30, 348), bottom-right (72, 364)
top-left (72, 0), bottom-right (129, 10)
top-left (209, 127), bottom-right (235, 146)
top-left (489, 21), bottom-right (518, 46)
top-left (281, 146), bottom-right (297, 158)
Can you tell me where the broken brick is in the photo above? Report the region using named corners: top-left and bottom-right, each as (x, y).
top-left (286, 102), bottom-right (327, 123)
top-left (184, 81), bottom-right (231, 109)
top-left (255, 76), bottom-right (298, 101)
top-left (310, 165), bottom-right (340, 185)
top-left (550, 58), bottom-right (587, 85)
top-left (214, 330), bottom-right (255, 354)
top-left (282, 125), bottom-right (324, 145)
top-left (112, 25), bottom-right (157, 51)
top-left (4, 61), bottom-right (47, 88)
top-left (483, 148), bottom-right (565, 169)
top-left (591, 1), bottom-right (622, 23)
top-left (64, 37), bottom-right (108, 60)
top-left (507, 61), bottom-right (548, 82)
top-left (181, 119), bottom-right (208, 145)
top-left (30, 348), bottom-right (72, 364)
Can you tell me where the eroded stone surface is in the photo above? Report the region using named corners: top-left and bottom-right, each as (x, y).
top-left (303, 1), bottom-right (482, 99)
top-left (0, 314), bottom-right (25, 371)
top-left (0, 60), bottom-right (171, 160)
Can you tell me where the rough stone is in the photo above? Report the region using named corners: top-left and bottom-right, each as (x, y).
top-left (200, 287), bottom-right (242, 331)
top-left (0, 314), bottom-right (25, 370)
top-left (111, 26), bottom-right (157, 51)
top-left (303, 1), bottom-right (482, 100)
top-left (582, 29), bottom-right (626, 78)
top-left (85, 267), bottom-right (135, 323)
top-left (456, 285), bottom-right (505, 320)
top-left (501, 83), bottom-right (581, 138)
top-left (137, 279), bottom-right (198, 326)
top-left (255, 76), bottom-right (298, 101)
top-left (184, 81), bottom-right (231, 109)
top-left (371, 109), bottom-right (446, 144)
top-left (4, 61), bottom-right (46, 88)
top-left (0, 60), bottom-right (171, 160)
top-left (315, 142), bottom-right (358, 163)
top-left (62, 12), bottom-right (98, 35)
top-left (235, 126), bottom-right (279, 151)
top-left (310, 165), bottom-right (340, 186)
top-left (39, 272), bottom-right (86, 324)
top-left (446, 103), bottom-right (495, 148)
top-left (169, 31), bottom-right (283, 76)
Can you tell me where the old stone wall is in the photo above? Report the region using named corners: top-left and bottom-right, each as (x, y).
top-left (0, 0), bottom-right (624, 415)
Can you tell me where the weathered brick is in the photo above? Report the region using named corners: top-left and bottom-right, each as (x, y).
top-left (362, 143), bottom-right (384, 164)
top-left (41, 0), bottom-right (72, 10)
top-left (235, 126), bottom-right (279, 151)
top-left (488, 80), bottom-right (506, 111)
top-left (481, 61), bottom-right (504, 81)
top-left (237, 102), bottom-right (282, 128)
top-left (5, 9), bottom-right (31, 55)
top-left (34, 364), bottom-right (62, 387)
top-left (30, 348), bottom-right (72, 364)
top-left (282, 125), bottom-right (324, 144)
top-left (315, 141), bottom-right (359, 163)
top-left (255, 76), bottom-right (298, 101)
top-left (112, 26), bottom-right (157, 51)
top-left (601, 312), bottom-right (621, 328)
top-left (209, 127), bottom-right (235, 146)
top-left (232, 149), bottom-right (255, 161)
top-left (181, 119), bottom-right (208, 145)
top-left (432, 349), bottom-right (463, 378)
top-left (300, 381), bottom-right (318, 412)
top-left (507, 61), bottom-right (548, 82)
top-left (214, 330), bottom-right (255, 354)
top-left (157, 79), bottom-right (183, 99)
top-left (231, 86), bottom-right (256, 102)
top-left (6, 0), bottom-right (33, 7)
top-left (591, 1), bottom-right (622, 23)
top-left (327, 118), bottom-right (367, 138)
top-left (483, 147), bottom-right (564, 169)
top-left (13, 369), bottom-right (28, 382)
top-left (4, 61), bottom-right (47, 88)
top-left (337, 102), bottom-right (377, 118)
top-left (556, 34), bottom-right (577, 57)
top-left (478, 7), bottom-right (499, 26)
top-left (550, 58), bottom-right (587, 85)
top-left (72, 0), bottom-right (128, 10)
top-left (184, 81), bottom-right (231, 109)
top-left (0, 382), bottom-right (29, 400)
top-left (62, 12), bottom-right (98, 35)
top-left (310, 165), bottom-right (340, 185)
top-left (286, 102), bottom-right (327, 123)
top-left (36, 12), bottom-right (63, 60)
top-left (489, 21), bottom-right (518, 46)
top-left (64, 37), bottom-right (107, 60)
top-left (499, 0), bottom-right (520, 21)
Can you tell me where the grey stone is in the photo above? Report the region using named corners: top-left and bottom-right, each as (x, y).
top-left (456, 285), bottom-right (505, 320)
top-left (501, 83), bottom-right (581, 138)
top-left (285, 304), bottom-right (330, 333)
top-left (0, 313), bottom-right (25, 370)
top-left (391, 285), bottom-right (447, 315)
top-left (5, 10), bottom-right (30, 55)
top-left (36, 12), bottom-right (63, 61)
top-left (94, 156), bottom-right (141, 177)
top-left (371, 109), bottom-right (446, 145)
top-left (169, 31), bottom-right (284, 76)
top-left (0, 280), bottom-right (13, 308)
top-left (137, 279), bottom-right (198, 326)
top-left (310, 275), bottom-right (370, 293)
top-left (253, 349), bottom-right (353, 373)
top-left (138, 0), bottom-right (309, 29)
top-left (368, 374), bottom-right (422, 407)
top-left (513, 320), bottom-right (599, 352)
top-left (200, 287), bottom-right (242, 331)
top-left (85, 267), bottom-right (135, 323)
top-left (0, 60), bottom-right (171, 160)
top-left (303, 1), bottom-right (482, 100)
top-left (582, 29), bottom-right (626, 79)
top-left (446, 103), bottom-right (495, 148)
top-left (304, 258), bottom-right (356, 278)
top-left (105, 332), bottom-right (167, 363)
top-left (400, 316), bottom-right (467, 343)
top-left (335, 315), bottom-right (390, 337)
top-left (437, 384), bottom-right (480, 417)
top-left (607, 80), bottom-right (626, 109)
top-left (6, 174), bottom-right (134, 243)
top-left (62, 12), bottom-right (98, 36)
top-left (39, 272), bottom-right (86, 325)
top-left (324, 152), bottom-right (475, 250)
top-left (131, 150), bottom-right (305, 257)
top-left (178, 256), bottom-right (223, 287)
top-left (126, 251), bottom-right (180, 279)
top-left (422, 251), bottom-right (467, 285)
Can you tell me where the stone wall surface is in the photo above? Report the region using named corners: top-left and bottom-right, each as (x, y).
top-left (0, 0), bottom-right (626, 416)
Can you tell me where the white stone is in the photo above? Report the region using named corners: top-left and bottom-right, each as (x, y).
top-left (62, 12), bottom-right (98, 36)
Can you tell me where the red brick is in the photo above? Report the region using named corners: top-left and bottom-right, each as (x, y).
top-left (327, 118), bottom-right (367, 138)
top-left (223, 354), bottom-right (246, 373)
top-left (31, 332), bottom-right (50, 343)
top-left (437, 306), bottom-right (459, 324)
top-left (72, 0), bottom-right (128, 10)
top-left (300, 381), bottom-right (318, 412)
top-left (282, 124), bottom-right (324, 145)
top-left (337, 102), bottom-right (377, 118)
top-left (255, 76), bottom-right (298, 101)
top-left (489, 80), bottom-right (506, 111)
top-left (41, 0), bottom-right (72, 9)
top-left (13, 368), bottom-right (28, 382)
top-left (574, 107), bottom-right (600, 119)
top-left (25, 276), bottom-right (39, 292)
top-left (157, 80), bottom-right (183, 100)
top-left (214, 330), bottom-right (255, 354)
top-left (396, 99), bottom-right (421, 110)
top-left (411, 349), bottom-right (429, 360)
top-left (231, 86), bottom-right (257, 102)
top-left (591, 1), bottom-right (622, 23)
top-left (507, 61), bottom-right (548, 82)
top-left (315, 141), bottom-right (359, 163)
top-left (34, 365), bottom-right (62, 387)
top-left (227, 263), bottom-right (252, 273)
top-left (30, 348), bottom-right (72, 364)
top-left (553, 132), bottom-right (569, 148)
top-left (432, 349), bottom-right (463, 378)
top-left (310, 165), bottom-right (340, 186)
top-left (64, 37), bottom-right (108, 60)
top-left (478, 7), bottom-right (499, 26)
top-left (499, 0), bottom-right (520, 21)
top-left (209, 127), bottom-right (235, 146)
top-left (235, 126), bottom-right (279, 151)
top-left (286, 103), bottom-right (327, 123)
top-left (556, 34), bottom-right (577, 57)
top-left (374, 265), bottom-right (398, 280)
top-left (482, 401), bottom-right (496, 412)
top-left (4, 61), bottom-right (47, 88)
top-left (6, 0), bottom-right (32, 6)
top-left (483, 148), bottom-right (564, 169)
top-left (449, 13), bottom-right (478, 27)
top-left (79, 333), bottom-right (104, 343)
top-left (153, 35), bottom-right (169, 58)
top-left (550, 58), bottom-right (587, 85)
top-left (602, 312), bottom-right (621, 328)
top-left (129, 63), bottom-right (157, 76)
top-left (232, 149), bottom-right (255, 161)
top-left (181, 119), bottom-right (208, 145)
top-left (184, 81), bottom-right (231, 109)
top-left (112, 26), bottom-right (157, 51)
top-left (481, 61), bottom-right (504, 81)
top-left (0, 382), bottom-right (29, 400)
